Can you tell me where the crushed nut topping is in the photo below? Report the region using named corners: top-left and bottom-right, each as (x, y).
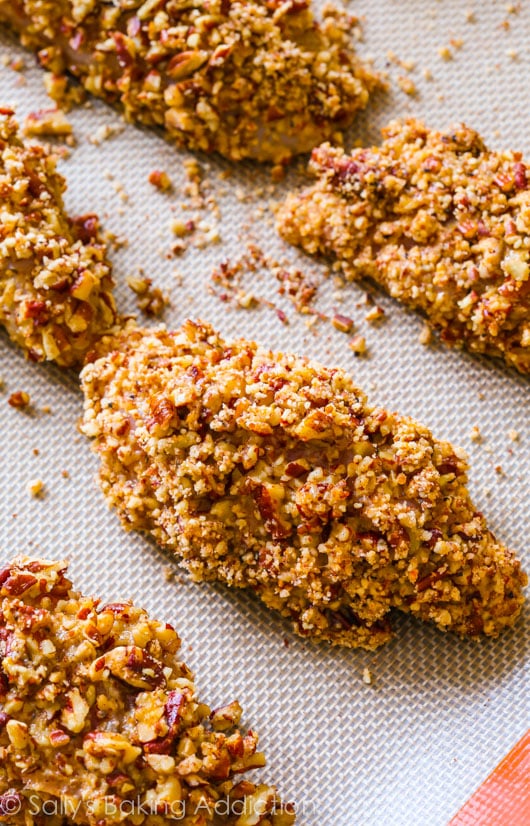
top-left (80, 320), bottom-right (526, 650)
top-left (0, 111), bottom-right (117, 367)
top-left (0, 0), bottom-right (380, 163)
top-left (277, 119), bottom-right (530, 374)
top-left (0, 557), bottom-right (294, 825)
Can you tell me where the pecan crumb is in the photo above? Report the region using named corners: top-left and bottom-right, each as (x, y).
top-left (126, 275), bottom-right (169, 317)
top-left (8, 391), bottom-right (30, 409)
top-left (365, 306), bottom-right (386, 323)
top-left (419, 324), bottom-right (433, 345)
top-left (397, 75), bottom-right (417, 96)
top-left (470, 426), bottom-right (483, 444)
top-left (163, 566), bottom-right (175, 583)
top-left (438, 46), bottom-right (453, 61)
top-left (88, 124), bottom-right (123, 146)
top-left (332, 314), bottom-right (355, 333)
top-left (148, 170), bottom-right (172, 191)
top-left (26, 478), bottom-right (44, 497)
top-left (349, 335), bottom-right (367, 355)
top-left (362, 667), bottom-right (373, 685)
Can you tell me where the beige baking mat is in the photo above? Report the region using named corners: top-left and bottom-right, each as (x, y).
top-left (0, 2), bottom-right (528, 824)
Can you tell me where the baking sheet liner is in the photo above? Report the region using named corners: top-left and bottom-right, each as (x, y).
top-left (0, 2), bottom-right (528, 824)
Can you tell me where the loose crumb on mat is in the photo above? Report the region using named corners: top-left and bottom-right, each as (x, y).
top-left (26, 478), bottom-right (44, 497)
top-left (8, 391), bottom-right (30, 409)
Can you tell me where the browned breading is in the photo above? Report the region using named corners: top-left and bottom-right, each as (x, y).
top-left (0, 111), bottom-right (117, 367)
top-left (80, 320), bottom-right (526, 650)
top-left (277, 119), bottom-right (530, 374)
top-left (0, 0), bottom-right (379, 164)
top-left (0, 557), bottom-right (295, 826)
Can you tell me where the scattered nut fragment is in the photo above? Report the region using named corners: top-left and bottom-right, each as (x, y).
top-left (365, 306), bottom-right (386, 323)
top-left (237, 289), bottom-right (257, 309)
top-left (508, 429), bottom-right (520, 442)
top-left (26, 478), bottom-right (44, 497)
top-left (349, 335), bottom-right (367, 355)
top-left (88, 123), bottom-right (122, 145)
top-left (362, 667), bottom-right (373, 685)
top-left (42, 71), bottom-right (85, 109)
top-left (397, 75), bottom-right (417, 96)
top-left (148, 170), bottom-right (172, 191)
top-left (332, 314), bottom-right (355, 333)
top-left (470, 426), bottom-right (483, 444)
top-left (8, 56), bottom-right (25, 71)
top-left (419, 324), bottom-right (433, 345)
top-left (126, 275), bottom-right (169, 317)
top-left (163, 565), bottom-right (175, 583)
top-left (438, 46), bottom-right (453, 61)
top-left (171, 218), bottom-right (195, 237)
top-left (8, 391), bottom-right (30, 409)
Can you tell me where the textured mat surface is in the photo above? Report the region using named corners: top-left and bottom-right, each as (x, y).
top-left (0, 2), bottom-right (529, 824)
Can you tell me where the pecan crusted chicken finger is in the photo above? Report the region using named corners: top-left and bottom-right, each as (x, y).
top-left (0, 0), bottom-right (379, 164)
top-left (80, 321), bottom-right (526, 650)
top-left (277, 119), bottom-right (530, 373)
top-left (0, 557), bottom-right (294, 826)
top-left (0, 111), bottom-right (116, 366)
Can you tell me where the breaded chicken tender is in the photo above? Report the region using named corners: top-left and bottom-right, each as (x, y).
top-left (0, 111), bottom-right (116, 366)
top-left (0, 557), bottom-right (294, 826)
top-left (277, 119), bottom-right (530, 373)
top-left (80, 320), bottom-right (526, 650)
top-left (0, 0), bottom-right (379, 164)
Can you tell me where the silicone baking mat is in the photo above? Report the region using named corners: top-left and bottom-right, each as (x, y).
top-left (0, 2), bottom-right (528, 824)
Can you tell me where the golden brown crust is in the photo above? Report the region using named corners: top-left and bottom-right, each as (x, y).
top-left (80, 320), bottom-right (527, 650)
top-left (0, 556), bottom-right (295, 826)
top-left (277, 119), bottom-right (530, 373)
top-left (0, 0), bottom-right (379, 164)
top-left (0, 111), bottom-right (117, 367)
